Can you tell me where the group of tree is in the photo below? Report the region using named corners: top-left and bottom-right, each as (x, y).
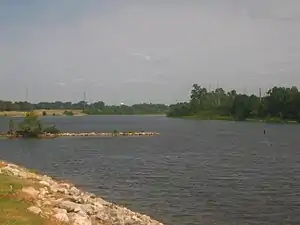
top-left (83, 103), bottom-right (169, 115)
top-left (167, 84), bottom-right (300, 122)
top-left (8, 112), bottom-right (60, 138)
top-left (0, 101), bottom-right (169, 115)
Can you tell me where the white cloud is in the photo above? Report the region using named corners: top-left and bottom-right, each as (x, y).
top-left (75, 78), bottom-right (84, 82)
top-left (57, 82), bottom-right (66, 86)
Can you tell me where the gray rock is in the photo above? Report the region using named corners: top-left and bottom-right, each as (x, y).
top-left (95, 209), bottom-right (111, 222)
top-left (81, 204), bottom-right (97, 215)
top-left (69, 186), bottom-right (81, 196)
top-left (43, 200), bottom-right (52, 206)
top-left (92, 201), bottom-right (105, 209)
top-left (94, 197), bottom-right (110, 206)
top-left (27, 206), bottom-right (42, 215)
top-left (68, 196), bottom-right (85, 204)
top-left (59, 182), bottom-right (71, 189)
top-left (57, 187), bottom-right (68, 194)
top-left (38, 187), bottom-right (49, 197)
top-left (39, 180), bottom-right (50, 187)
top-left (54, 212), bottom-right (69, 223)
top-left (21, 187), bottom-right (39, 198)
top-left (53, 207), bottom-right (67, 214)
top-left (56, 200), bottom-right (82, 213)
top-left (69, 213), bottom-right (92, 225)
top-left (49, 186), bottom-right (58, 193)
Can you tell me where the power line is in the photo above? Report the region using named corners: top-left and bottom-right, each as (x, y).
top-left (26, 87), bottom-right (29, 102)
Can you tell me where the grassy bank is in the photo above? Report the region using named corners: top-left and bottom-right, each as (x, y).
top-left (0, 163), bottom-right (60, 225)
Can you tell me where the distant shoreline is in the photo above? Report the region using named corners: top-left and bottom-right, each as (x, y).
top-left (172, 115), bottom-right (299, 124)
top-left (0, 110), bottom-right (166, 117)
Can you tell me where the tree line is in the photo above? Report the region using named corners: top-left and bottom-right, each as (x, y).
top-left (167, 84), bottom-right (300, 123)
top-left (0, 100), bottom-right (169, 115)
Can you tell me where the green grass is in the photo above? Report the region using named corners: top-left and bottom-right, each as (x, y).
top-left (0, 173), bottom-right (55, 225)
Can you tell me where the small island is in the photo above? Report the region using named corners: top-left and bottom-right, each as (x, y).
top-left (1, 111), bottom-right (159, 139)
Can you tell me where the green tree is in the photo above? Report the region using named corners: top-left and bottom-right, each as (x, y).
top-left (8, 119), bottom-right (14, 134)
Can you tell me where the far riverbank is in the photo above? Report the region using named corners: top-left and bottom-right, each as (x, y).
top-left (171, 115), bottom-right (299, 124)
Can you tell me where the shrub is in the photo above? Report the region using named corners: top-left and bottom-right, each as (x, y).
top-left (43, 125), bottom-right (60, 134)
top-left (112, 129), bottom-right (119, 136)
top-left (9, 110), bottom-right (60, 138)
top-left (63, 110), bottom-right (74, 116)
top-left (42, 111), bottom-right (47, 116)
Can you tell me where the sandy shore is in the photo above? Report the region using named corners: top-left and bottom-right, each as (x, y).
top-left (0, 160), bottom-right (164, 225)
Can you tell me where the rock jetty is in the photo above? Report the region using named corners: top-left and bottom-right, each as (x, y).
top-left (0, 131), bottom-right (160, 139)
top-left (58, 132), bottom-right (160, 137)
top-left (0, 161), bottom-right (164, 225)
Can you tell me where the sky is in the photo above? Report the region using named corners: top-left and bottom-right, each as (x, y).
top-left (1, 0), bottom-right (300, 104)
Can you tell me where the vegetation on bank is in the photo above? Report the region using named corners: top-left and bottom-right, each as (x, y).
top-left (0, 163), bottom-right (55, 224)
top-left (167, 84), bottom-right (300, 123)
top-left (0, 175), bottom-right (44, 224)
top-left (7, 112), bottom-right (60, 138)
top-left (0, 101), bottom-right (169, 116)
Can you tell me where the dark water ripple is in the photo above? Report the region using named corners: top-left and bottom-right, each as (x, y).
top-left (1, 116), bottom-right (300, 225)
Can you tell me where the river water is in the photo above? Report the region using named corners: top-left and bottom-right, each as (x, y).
top-left (0, 115), bottom-right (300, 225)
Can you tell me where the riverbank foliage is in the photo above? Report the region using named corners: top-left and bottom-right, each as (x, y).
top-left (0, 163), bottom-right (61, 225)
top-left (0, 174), bottom-right (45, 224)
top-left (0, 101), bottom-right (169, 115)
top-left (8, 112), bottom-right (60, 138)
top-left (167, 84), bottom-right (300, 123)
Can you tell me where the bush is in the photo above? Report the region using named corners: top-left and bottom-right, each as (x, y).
top-left (7, 110), bottom-right (61, 138)
top-left (42, 111), bottom-right (47, 116)
top-left (265, 117), bottom-right (285, 124)
top-left (63, 110), bottom-right (74, 116)
top-left (112, 129), bottom-right (119, 136)
top-left (43, 125), bottom-right (60, 134)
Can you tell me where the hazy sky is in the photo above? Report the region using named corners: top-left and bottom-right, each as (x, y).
top-left (1, 0), bottom-right (300, 104)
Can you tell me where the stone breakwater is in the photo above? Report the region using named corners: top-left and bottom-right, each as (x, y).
top-left (0, 161), bottom-right (164, 225)
top-left (57, 132), bottom-right (160, 137)
top-left (0, 131), bottom-right (160, 139)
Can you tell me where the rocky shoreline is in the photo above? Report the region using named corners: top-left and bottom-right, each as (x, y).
top-left (0, 161), bottom-right (164, 225)
top-left (0, 131), bottom-right (160, 139)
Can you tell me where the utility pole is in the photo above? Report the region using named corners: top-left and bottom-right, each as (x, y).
top-left (83, 91), bottom-right (87, 110)
top-left (83, 91), bottom-right (87, 103)
top-left (259, 88), bottom-right (262, 102)
top-left (217, 81), bottom-right (220, 106)
top-left (26, 87), bottom-right (29, 102)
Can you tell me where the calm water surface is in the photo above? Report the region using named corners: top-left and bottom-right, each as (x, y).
top-left (1, 116), bottom-right (300, 225)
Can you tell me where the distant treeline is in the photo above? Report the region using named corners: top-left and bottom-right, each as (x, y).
top-left (167, 84), bottom-right (300, 123)
top-left (0, 100), bottom-right (169, 115)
